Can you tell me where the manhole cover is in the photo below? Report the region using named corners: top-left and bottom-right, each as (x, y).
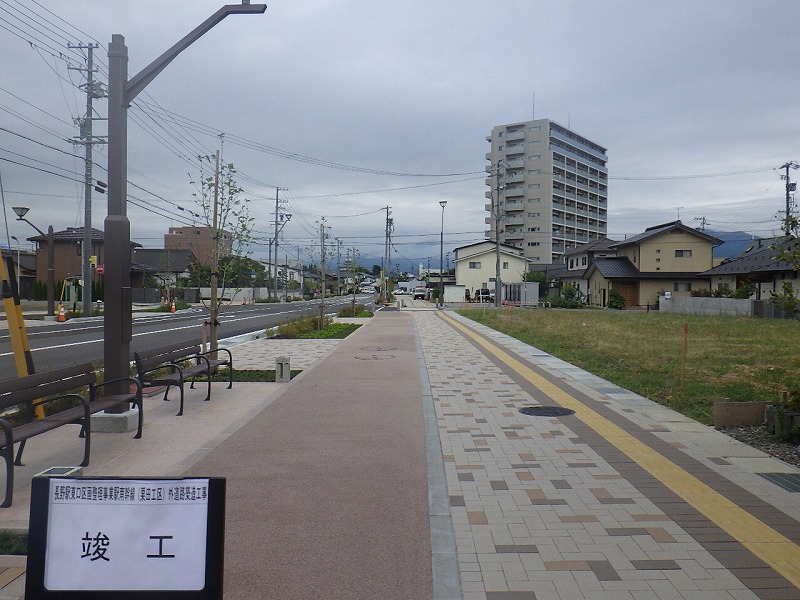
top-left (519, 406), bottom-right (575, 417)
top-left (354, 354), bottom-right (395, 360)
top-left (360, 346), bottom-right (397, 351)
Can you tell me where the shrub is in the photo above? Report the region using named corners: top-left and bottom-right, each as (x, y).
top-left (607, 288), bottom-right (626, 309)
top-left (337, 304), bottom-right (368, 317)
top-left (274, 316), bottom-right (333, 338)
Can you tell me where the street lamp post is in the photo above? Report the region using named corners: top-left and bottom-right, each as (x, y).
top-left (103, 3), bottom-right (266, 400)
top-left (12, 207), bottom-right (54, 317)
top-left (439, 200), bottom-right (447, 308)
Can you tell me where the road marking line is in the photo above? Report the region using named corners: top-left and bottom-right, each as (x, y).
top-left (441, 312), bottom-right (800, 588)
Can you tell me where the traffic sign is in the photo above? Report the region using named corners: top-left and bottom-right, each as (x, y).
top-left (95, 264), bottom-right (104, 275)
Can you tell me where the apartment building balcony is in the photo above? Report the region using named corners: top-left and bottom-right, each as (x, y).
top-left (505, 129), bottom-right (525, 142)
top-left (505, 216), bottom-right (525, 227)
top-left (505, 172), bottom-right (525, 184)
top-left (504, 186), bottom-right (524, 198)
top-left (504, 200), bottom-right (525, 211)
top-left (504, 229), bottom-right (524, 241)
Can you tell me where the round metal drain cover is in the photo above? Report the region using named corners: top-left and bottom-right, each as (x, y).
top-left (519, 406), bottom-right (575, 417)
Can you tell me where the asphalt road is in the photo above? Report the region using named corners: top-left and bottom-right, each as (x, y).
top-left (0, 295), bottom-right (373, 380)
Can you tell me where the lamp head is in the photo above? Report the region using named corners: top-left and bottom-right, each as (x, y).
top-left (439, 200), bottom-right (447, 209)
top-left (12, 206), bottom-right (29, 219)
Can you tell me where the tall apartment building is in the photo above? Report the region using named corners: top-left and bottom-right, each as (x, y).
top-left (485, 119), bottom-right (609, 264)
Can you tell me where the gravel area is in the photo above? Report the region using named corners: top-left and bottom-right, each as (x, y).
top-left (721, 424), bottom-right (800, 468)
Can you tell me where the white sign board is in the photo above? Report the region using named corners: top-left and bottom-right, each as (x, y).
top-left (26, 476), bottom-right (225, 599)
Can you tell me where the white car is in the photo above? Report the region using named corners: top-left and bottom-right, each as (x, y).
top-left (393, 288), bottom-right (406, 295)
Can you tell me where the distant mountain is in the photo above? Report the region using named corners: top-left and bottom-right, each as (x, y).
top-left (707, 230), bottom-right (763, 259)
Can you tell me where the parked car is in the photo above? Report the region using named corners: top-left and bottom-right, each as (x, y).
top-left (393, 288), bottom-right (406, 295)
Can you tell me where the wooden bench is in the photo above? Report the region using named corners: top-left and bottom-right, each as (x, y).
top-left (133, 342), bottom-right (233, 417)
top-left (0, 363), bottom-right (142, 508)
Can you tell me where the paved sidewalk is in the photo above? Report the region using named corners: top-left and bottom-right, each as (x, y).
top-left (2, 308), bottom-right (800, 600)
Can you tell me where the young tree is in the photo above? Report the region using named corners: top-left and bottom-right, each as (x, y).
top-left (190, 153), bottom-right (254, 351)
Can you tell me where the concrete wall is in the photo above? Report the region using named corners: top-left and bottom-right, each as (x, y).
top-left (659, 295), bottom-right (752, 316)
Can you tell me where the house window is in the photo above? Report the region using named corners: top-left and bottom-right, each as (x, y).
top-left (528, 184), bottom-right (540, 189)
top-left (468, 262), bottom-right (481, 269)
top-left (675, 249), bottom-right (693, 257)
top-left (674, 282), bottom-right (692, 292)
top-left (502, 261), bottom-right (509, 269)
top-left (527, 227), bottom-right (540, 232)
top-left (656, 249), bottom-right (661, 254)
top-left (527, 242), bottom-right (540, 247)
top-left (582, 256), bottom-right (587, 266)
top-left (717, 282), bottom-right (730, 290)
top-left (528, 212), bottom-right (540, 218)
top-left (528, 197), bottom-right (540, 203)
top-left (569, 259), bottom-right (574, 268)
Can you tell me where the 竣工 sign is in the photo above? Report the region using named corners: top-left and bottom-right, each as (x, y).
top-left (25, 476), bottom-right (225, 599)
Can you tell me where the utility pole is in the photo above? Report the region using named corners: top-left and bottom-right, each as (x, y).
top-left (494, 161), bottom-right (506, 307)
top-left (381, 206), bottom-right (392, 300)
top-left (335, 237), bottom-right (342, 296)
top-left (780, 162), bottom-right (799, 236)
top-left (273, 187), bottom-right (288, 300)
top-left (318, 217), bottom-right (327, 329)
top-left (694, 216), bottom-right (707, 231)
top-left (69, 43), bottom-right (107, 317)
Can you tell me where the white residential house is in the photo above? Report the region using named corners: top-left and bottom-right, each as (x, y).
top-left (453, 241), bottom-right (527, 298)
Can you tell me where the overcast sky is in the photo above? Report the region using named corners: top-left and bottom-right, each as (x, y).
top-left (1, 0), bottom-right (797, 271)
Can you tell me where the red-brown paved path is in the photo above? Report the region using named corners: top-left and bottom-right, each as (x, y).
top-left (186, 311), bottom-right (432, 599)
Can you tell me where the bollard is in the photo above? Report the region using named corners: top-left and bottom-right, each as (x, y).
top-left (276, 355), bottom-right (291, 383)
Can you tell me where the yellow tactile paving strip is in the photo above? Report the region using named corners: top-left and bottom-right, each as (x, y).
top-left (441, 311), bottom-right (800, 591)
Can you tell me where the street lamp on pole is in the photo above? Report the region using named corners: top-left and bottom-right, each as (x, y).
top-left (439, 200), bottom-right (447, 308)
top-left (103, 3), bottom-right (266, 400)
top-left (13, 207), bottom-right (55, 317)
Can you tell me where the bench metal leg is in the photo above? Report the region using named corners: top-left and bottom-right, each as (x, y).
top-left (134, 402), bottom-right (143, 439)
top-left (226, 366), bottom-right (233, 390)
top-left (176, 385), bottom-right (185, 416)
top-left (81, 420), bottom-right (90, 467)
top-left (13, 440), bottom-right (26, 467)
top-left (2, 445), bottom-right (13, 508)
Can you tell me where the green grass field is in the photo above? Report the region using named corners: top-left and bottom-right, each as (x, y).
top-left (459, 308), bottom-right (800, 424)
